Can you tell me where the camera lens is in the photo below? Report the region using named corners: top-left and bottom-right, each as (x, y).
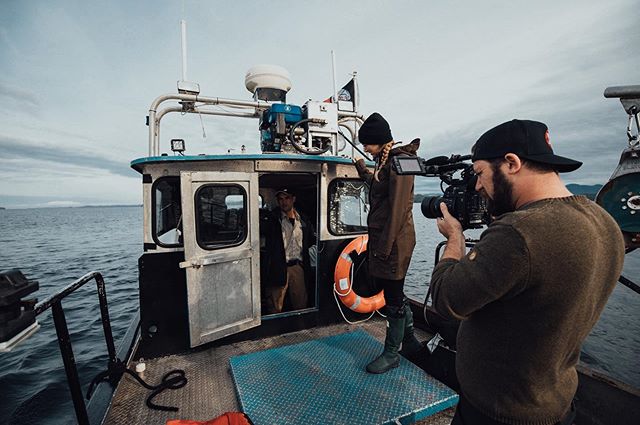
top-left (421, 196), bottom-right (443, 218)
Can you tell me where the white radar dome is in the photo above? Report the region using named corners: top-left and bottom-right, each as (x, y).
top-left (245, 65), bottom-right (292, 94)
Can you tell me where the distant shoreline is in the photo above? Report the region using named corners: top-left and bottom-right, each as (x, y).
top-left (0, 204), bottom-right (142, 210)
top-left (1, 184), bottom-right (602, 209)
top-left (77, 204), bottom-right (142, 209)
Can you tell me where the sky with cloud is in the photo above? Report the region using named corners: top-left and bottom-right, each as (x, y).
top-left (0, 0), bottom-right (638, 208)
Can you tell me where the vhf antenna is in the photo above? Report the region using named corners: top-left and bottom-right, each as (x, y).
top-left (177, 18), bottom-right (200, 95)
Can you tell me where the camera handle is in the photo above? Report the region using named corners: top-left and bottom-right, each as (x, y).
top-left (423, 238), bottom-right (479, 324)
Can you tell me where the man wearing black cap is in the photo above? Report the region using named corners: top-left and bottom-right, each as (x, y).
top-left (262, 188), bottom-right (314, 314)
top-left (430, 119), bottom-right (625, 424)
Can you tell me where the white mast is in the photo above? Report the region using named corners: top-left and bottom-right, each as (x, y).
top-left (177, 19), bottom-right (200, 94)
top-left (331, 50), bottom-right (337, 103)
top-left (181, 19), bottom-right (188, 81)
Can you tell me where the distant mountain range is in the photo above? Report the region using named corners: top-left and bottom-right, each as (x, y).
top-left (0, 184), bottom-right (603, 210)
top-left (414, 183), bottom-right (603, 202)
top-left (0, 204), bottom-right (141, 210)
top-left (565, 184), bottom-right (602, 197)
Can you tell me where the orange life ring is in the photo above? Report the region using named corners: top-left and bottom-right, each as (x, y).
top-left (333, 235), bottom-right (386, 313)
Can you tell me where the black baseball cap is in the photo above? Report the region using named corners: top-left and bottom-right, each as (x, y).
top-left (471, 119), bottom-right (582, 173)
top-left (275, 188), bottom-right (295, 197)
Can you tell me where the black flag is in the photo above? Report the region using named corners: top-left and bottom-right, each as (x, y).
top-left (324, 78), bottom-right (357, 108)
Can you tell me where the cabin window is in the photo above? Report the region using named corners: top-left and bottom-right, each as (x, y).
top-left (328, 179), bottom-right (369, 235)
top-left (195, 185), bottom-right (247, 249)
top-left (153, 177), bottom-right (183, 247)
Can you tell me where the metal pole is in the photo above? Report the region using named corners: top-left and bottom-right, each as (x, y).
top-left (619, 275), bottom-right (640, 295)
top-left (148, 94), bottom-right (272, 156)
top-left (156, 106), bottom-right (258, 122)
top-left (181, 19), bottom-right (188, 81)
top-left (352, 71), bottom-right (358, 113)
top-left (331, 50), bottom-right (338, 155)
top-left (351, 71), bottom-right (359, 158)
top-left (52, 301), bottom-right (89, 425)
top-left (95, 274), bottom-right (117, 364)
top-left (35, 271), bottom-right (102, 315)
top-left (331, 50), bottom-right (337, 104)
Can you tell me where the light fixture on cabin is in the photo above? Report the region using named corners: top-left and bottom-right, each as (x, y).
top-left (171, 139), bottom-right (185, 155)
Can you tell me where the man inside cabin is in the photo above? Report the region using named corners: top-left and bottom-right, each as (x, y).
top-left (430, 119), bottom-right (625, 425)
top-left (263, 187), bottom-right (314, 314)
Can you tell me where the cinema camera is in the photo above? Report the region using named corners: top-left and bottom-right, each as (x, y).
top-left (392, 154), bottom-right (490, 230)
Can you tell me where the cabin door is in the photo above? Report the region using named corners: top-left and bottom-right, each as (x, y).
top-left (179, 171), bottom-right (261, 347)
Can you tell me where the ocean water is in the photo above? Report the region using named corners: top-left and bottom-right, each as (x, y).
top-left (0, 207), bottom-right (141, 424)
top-left (0, 205), bottom-right (638, 424)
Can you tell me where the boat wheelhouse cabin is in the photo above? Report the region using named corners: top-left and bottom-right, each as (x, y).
top-left (133, 153), bottom-right (375, 356)
top-left (133, 65), bottom-right (381, 357)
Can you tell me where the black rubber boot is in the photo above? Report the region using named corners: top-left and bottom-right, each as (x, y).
top-left (366, 315), bottom-right (404, 374)
top-left (399, 303), bottom-right (423, 357)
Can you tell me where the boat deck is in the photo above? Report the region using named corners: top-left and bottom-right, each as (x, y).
top-left (104, 318), bottom-right (456, 425)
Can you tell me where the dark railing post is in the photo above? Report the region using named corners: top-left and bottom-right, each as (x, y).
top-left (619, 275), bottom-right (640, 295)
top-left (95, 274), bottom-right (117, 364)
top-left (51, 301), bottom-right (89, 425)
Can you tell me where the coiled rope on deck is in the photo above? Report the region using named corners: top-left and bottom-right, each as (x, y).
top-left (87, 360), bottom-right (187, 412)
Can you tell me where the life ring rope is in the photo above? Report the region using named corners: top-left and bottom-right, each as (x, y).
top-left (332, 291), bottom-right (377, 325)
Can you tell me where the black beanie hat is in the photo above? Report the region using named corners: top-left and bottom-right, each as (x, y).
top-left (358, 112), bottom-right (393, 145)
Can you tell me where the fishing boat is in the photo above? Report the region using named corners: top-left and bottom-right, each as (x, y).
top-left (1, 48), bottom-right (639, 424)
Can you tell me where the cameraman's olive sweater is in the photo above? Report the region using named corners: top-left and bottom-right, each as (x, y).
top-left (431, 196), bottom-right (625, 425)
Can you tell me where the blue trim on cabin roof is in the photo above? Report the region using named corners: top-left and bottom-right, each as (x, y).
top-left (130, 154), bottom-right (374, 172)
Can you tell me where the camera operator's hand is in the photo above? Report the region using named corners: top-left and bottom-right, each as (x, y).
top-left (437, 203), bottom-right (463, 237)
top-left (437, 202), bottom-right (465, 260)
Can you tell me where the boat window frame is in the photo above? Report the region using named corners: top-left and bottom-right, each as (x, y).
top-left (151, 176), bottom-right (183, 248)
top-left (194, 183), bottom-right (248, 251)
top-left (327, 178), bottom-right (369, 236)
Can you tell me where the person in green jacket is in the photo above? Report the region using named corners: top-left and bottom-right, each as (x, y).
top-left (432, 119), bottom-right (625, 425)
top-left (354, 112), bottom-right (422, 374)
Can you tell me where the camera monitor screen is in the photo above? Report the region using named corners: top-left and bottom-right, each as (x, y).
top-left (395, 157), bottom-right (424, 174)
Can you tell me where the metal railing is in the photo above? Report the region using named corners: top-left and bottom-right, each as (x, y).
top-left (34, 271), bottom-right (116, 425)
top-left (147, 92), bottom-right (364, 157)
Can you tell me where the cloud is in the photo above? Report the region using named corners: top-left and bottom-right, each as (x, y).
top-left (0, 81), bottom-right (41, 117)
top-left (0, 82), bottom-right (39, 107)
top-left (0, 134), bottom-right (137, 178)
top-left (415, 5), bottom-right (639, 186)
top-left (0, 27), bottom-right (19, 57)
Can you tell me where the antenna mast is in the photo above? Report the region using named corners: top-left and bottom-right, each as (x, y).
top-left (181, 19), bottom-right (188, 81)
top-left (331, 50), bottom-right (337, 103)
top-left (177, 19), bottom-right (200, 94)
